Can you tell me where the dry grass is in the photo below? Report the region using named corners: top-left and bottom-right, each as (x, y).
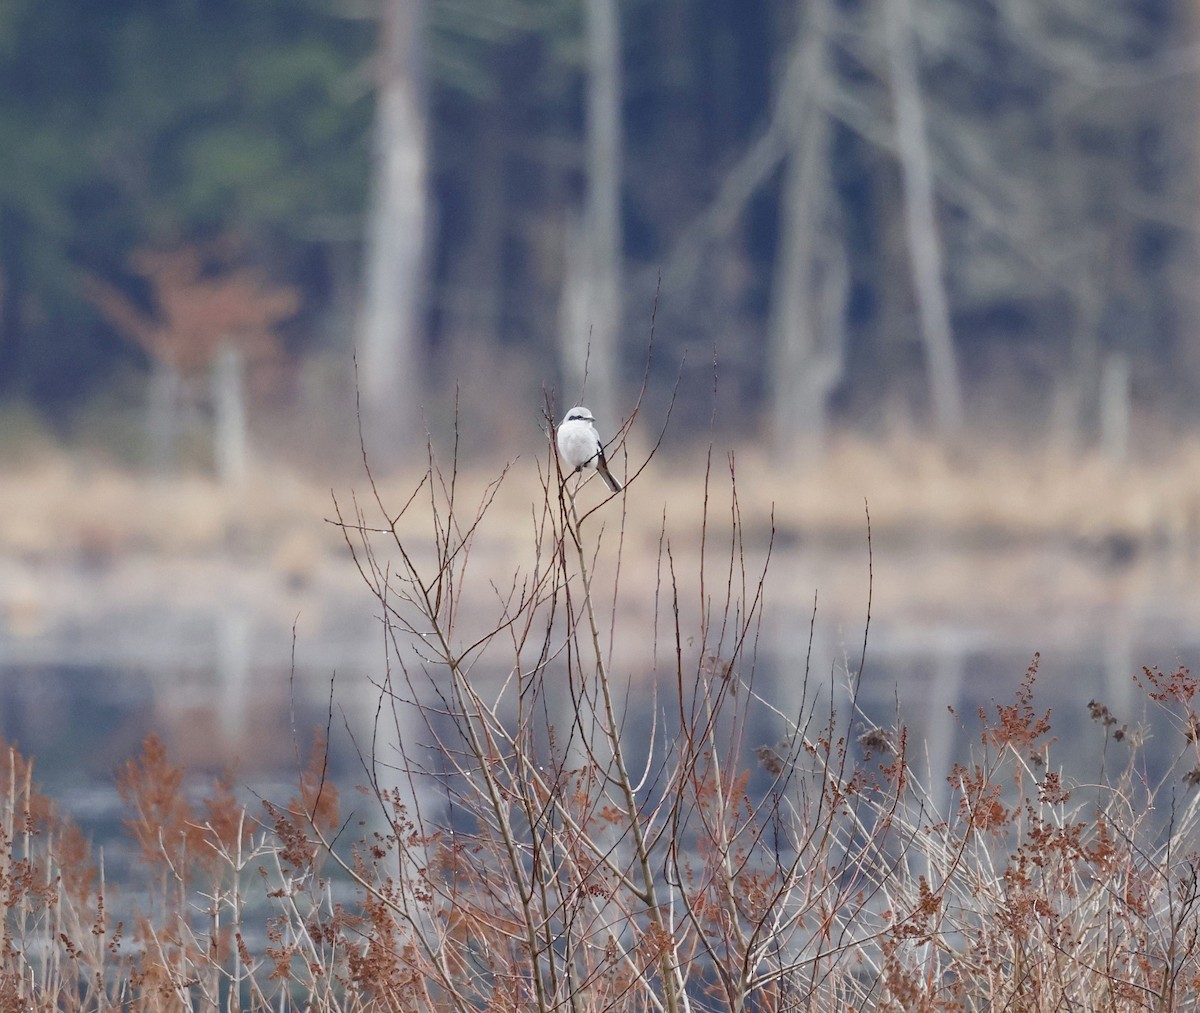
top-left (4, 432), bottom-right (1200, 563)
top-left (6, 433), bottom-right (1200, 655)
top-left (684, 434), bottom-right (1200, 548)
top-left (0, 455), bottom-right (337, 560)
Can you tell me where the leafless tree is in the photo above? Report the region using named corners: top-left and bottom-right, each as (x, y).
top-left (359, 0), bottom-right (429, 462)
top-left (562, 0), bottom-right (623, 425)
top-left (767, 0), bottom-right (850, 463)
top-left (884, 0), bottom-right (965, 437)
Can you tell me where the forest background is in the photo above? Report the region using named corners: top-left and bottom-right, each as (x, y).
top-left (5, 0), bottom-right (1194, 466)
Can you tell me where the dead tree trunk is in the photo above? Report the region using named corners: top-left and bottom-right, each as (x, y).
top-left (212, 342), bottom-right (247, 487)
top-left (358, 0), bottom-right (428, 462)
top-left (146, 360), bottom-right (183, 473)
top-left (561, 0), bottom-right (622, 425)
top-left (768, 0), bottom-right (849, 464)
top-left (1099, 351), bottom-right (1131, 463)
top-left (884, 0), bottom-right (965, 437)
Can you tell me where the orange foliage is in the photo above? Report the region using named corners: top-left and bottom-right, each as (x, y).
top-left (85, 238), bottom-right (298, 373)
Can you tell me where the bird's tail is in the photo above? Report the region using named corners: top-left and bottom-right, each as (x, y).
top-left (597, 454), bottom-right (622, 493)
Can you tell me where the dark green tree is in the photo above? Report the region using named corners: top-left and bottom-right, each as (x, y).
top-left (0, 0), bottom-right (371, 410)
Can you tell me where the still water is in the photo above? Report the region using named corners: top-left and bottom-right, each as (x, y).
top-left (2, 542), bottom-right (1198, 870)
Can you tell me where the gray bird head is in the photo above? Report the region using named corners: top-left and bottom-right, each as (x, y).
top-left (564, 406), bottom-right (594, 423)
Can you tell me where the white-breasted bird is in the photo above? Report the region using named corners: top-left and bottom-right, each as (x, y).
top-left (556, 405), bottom-right (622, 493)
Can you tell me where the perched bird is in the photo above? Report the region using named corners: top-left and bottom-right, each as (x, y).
top-left (556, 405), bottom-right (622, 493)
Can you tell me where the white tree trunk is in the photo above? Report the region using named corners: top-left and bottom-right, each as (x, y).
top-left (768, 0), bottom-right (848, 464)
top-left (885, 0), bottom-right (965, 436)
top-left (560, 211), bottom-right (593, 409)
top-left (562, 0), bottom-right (622, 425)
top-left (146, 360), bottom-right (182, 472)
top-left (1099, 351), bottom-right (1131, 463)
top-left (212, 342), bottom-right (247, 486)
top-left (359, 0), bottom-right (428, 461)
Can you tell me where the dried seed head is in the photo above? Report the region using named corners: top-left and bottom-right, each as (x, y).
top-left (858, 727), bottom-right (894, 755)
top-left (754, 745), bottom-right (785, 776)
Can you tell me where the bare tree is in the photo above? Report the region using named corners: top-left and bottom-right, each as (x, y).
top-left (884, 0), bottom-right (965, 436)
top-left (767, 0), bottom-right (850, 463)
top-left (561, 0), bottom-right (622, 425)
top-left (359, 0), bottom-right (428, 462)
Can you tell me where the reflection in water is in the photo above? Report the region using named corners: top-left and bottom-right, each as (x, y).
top-left (5, 523), bottom-right (1198, 847)
top-left (0, 659), bottom-right (359, 851)
top-left (5, 602), bottom-right (1195, 864)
